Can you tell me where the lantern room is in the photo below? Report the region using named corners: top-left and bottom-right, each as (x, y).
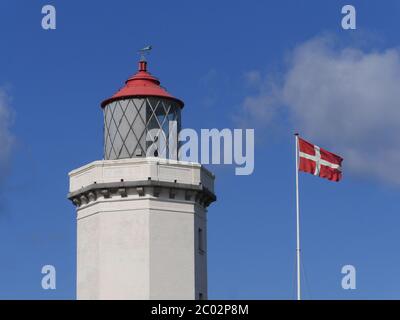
top-left (101, 58), bottom-right (184, 160)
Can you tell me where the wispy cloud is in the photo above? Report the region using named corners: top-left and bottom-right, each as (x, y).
top-left (198, 68), bottom-right (231, 108)
top-left (238, 35), bottom-right (400, 184)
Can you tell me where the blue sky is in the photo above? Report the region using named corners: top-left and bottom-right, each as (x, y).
top-left (0, 0), bottom-right (400, 299)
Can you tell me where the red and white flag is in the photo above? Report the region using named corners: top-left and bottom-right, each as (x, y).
top-left (297, 136), bottom-right (343, 182)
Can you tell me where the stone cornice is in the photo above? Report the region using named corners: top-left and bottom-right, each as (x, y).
top-left (67, 180), bottom-right (216, 209)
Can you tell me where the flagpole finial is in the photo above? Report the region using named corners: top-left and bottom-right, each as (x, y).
top-left (294, 132), bottom-right (299, 136)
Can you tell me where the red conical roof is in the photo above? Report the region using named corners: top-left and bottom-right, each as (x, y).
top-left (101, 60), bottom-right (184, 108)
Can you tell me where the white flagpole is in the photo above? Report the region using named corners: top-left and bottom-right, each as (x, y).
top-left (295, 133), bottom-right (301, 301)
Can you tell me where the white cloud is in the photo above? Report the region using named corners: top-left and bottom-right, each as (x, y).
top-left (0, 89), bottom-right (14, 180)
top-left (240, 36), bottom-right (400, 184)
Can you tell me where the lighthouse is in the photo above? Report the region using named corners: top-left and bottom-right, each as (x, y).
top-left (68, 53), bottom-right (216, 300)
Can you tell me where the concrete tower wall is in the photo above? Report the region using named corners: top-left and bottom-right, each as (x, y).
top-left (69, 157), bottom-right (215, 299)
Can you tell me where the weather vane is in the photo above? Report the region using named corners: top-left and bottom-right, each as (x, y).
top-left (138, 45), bottom-right (152, 61)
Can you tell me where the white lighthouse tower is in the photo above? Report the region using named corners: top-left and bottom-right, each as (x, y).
top-left (68, 53), bottom-right (216, 300)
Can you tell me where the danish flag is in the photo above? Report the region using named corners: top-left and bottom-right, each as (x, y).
top-left (298, 136), bottom-right (343, 182)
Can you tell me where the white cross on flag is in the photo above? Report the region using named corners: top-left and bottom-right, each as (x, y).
top-left (298, 136), bottom-right (343, 182)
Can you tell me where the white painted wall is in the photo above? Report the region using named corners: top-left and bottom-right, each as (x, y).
top-left (70, 158), bottom-right (214, 300)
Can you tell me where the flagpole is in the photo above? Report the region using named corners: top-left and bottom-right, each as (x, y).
top-left (295, 133), bottom-right (301, 301)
